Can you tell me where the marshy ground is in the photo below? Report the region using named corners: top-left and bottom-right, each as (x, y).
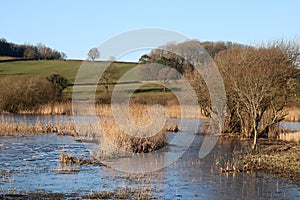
top-left (238, 142), bottom-right (300, 182)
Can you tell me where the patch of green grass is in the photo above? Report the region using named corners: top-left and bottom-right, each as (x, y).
top-left (0, 60), bottom-right (181, 104)
top-left (0, 60), bottom-right (137, 83)
top-left (0, 60), bottom-right (81, 81)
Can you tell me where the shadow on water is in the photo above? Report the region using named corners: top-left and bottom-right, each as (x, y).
top-left (0, 117), bottom-right (300, 199)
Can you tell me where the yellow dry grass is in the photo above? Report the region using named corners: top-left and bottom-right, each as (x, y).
top-left (0, 116), bottom-right (77, 136)
top-left (94, 104), bottom-right (167, 154)
top-left (285, 107), bottom-right (300, 122)
top-left (22, 102), bottom-right (206, 120)
top-left (279, 131), bottom-right (300, 143)
top-left (0, 106), bottom-right (168, 154)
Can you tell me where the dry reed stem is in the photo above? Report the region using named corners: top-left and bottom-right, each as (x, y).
top-left (13, 102), bottom-right (207, 119)
top-left (285, 107), bottom-right (300, 122)
top-left (99, 110), bottom-right (167, 154)
top-left (41, 103), bottom-right (300, 122)
top-left (279, 131), bottom-right (300, 143)
top-left (0, 116), bottom-right (77, 136)
top-left (0, 109), bottom-right (168, 154)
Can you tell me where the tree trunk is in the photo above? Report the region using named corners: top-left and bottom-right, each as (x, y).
top-left (252, 118), bottom-right (258, 151)
top-left (104, 80), bottom-right (109, 93)
top-left (56, 89), bottom-right (63, 101)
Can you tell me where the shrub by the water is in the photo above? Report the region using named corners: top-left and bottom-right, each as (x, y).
top-left (0, 76), bottom-right (56, 113)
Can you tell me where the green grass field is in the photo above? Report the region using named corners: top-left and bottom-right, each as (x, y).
top-left (0, 60), bottom-right (137, 82)
top-left (0, 59), bottom-right (171, 101)
top-left (0, 60), bottom-right (81, 80)
top-left (0, 60), bottom-right (136, 82)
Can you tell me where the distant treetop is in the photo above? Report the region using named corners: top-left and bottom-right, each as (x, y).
top-left (0, 38), bottom-right (66, 60)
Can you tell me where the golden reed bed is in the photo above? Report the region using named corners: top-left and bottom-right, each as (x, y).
top-left (18, 102), bottom-right (206, 119)
top-left (279, 131), bottom-right (300, 143)
top-left (0, 104), bottom-right (180, 154)
top-left (16, 102), bottom-right (299, 122)
top-left (285, 107), bottom-right (300, 122)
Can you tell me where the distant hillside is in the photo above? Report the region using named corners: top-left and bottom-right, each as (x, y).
top-left (0, 60), bottom-right (137, 82)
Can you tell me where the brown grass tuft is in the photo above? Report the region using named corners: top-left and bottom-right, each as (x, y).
top-left (285, 107), bottom-right (300, 122)
top-left (0, 116), bottom-right (77, 136)
top-left (279, 131), bottom-right (300, 143)
top-left (11, 101), bottom-right (206, 120)
top-left (99, 106), bottom-right (167, 154)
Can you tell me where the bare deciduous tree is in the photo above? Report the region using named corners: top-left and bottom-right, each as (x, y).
top-left (88, 48), bottom-right (100, 61)
top-left (100, 63), bottom-right (117, 93)
top-left (23, 47), bottom-right (37, 59)
top-left (216, 43), bottom-right (299, 150)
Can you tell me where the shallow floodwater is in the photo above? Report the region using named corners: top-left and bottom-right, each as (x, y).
top-left (0, 116), bottom-right (300, 199)
top-left (281, 121), bottom-right (300, 131)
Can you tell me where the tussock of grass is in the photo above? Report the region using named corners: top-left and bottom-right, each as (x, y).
top-left (100, 119), bottom-right (167, 154)
top-left (99, 105), bottom-right (167, 154)
top-left (60, 153), bottom-right (107, 167)
top-left (82, 187), bottom-right (152, 200)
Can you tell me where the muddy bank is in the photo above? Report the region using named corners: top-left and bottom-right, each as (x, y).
top-left (238, 142), bottom-right (300, 182)
top-left (1, 190), bottom-right (152, 200)
top-left (1, 193), bottom-right (67, 200)
top-left (60, 153), bottom-right (107, 167)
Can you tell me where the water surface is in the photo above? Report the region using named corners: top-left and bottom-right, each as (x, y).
top-left (1, 134), bottom-right (300, 199)
top-left (0, 116), bottom-right (300, 199)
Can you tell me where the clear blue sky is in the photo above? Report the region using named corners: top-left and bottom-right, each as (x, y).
top-left (1, 0), bottom-right (299, 61)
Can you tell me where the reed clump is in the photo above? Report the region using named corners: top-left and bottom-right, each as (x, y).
top-left (0, 106), bottom-right (168, 154)
top-left (279, 130), bottom-right (300, 143)
top-left (0, 116), bottom-right (77, 136)
top-left (82, 187), bottom-right (152, 200)
top-left (285, 107), bottom-right (300, 122)
top-left (60, 153), bottom-right (107, 167)
top-left (98, 105), bottom-right (167, 154)
top-left (100, 119), bottom-right (167, 154)
top-left (12, 101), bottom-right (206, 119)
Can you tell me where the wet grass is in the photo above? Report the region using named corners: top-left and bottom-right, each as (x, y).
top-left (82, 188), bottom-right (152, 200)
top-left (236, 142), bottom-right (300, 181)
top-left (60, 154), bottom-right (107, 167)
top-left (1, 193), bottom-right (66, 200)
top-left (1, 190), bottom-right (152, 200)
